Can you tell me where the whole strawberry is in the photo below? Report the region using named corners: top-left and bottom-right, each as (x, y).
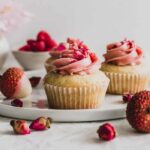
top-left (19, 30), bottom-right (57, 52)
top-left (0, 67), bottom-right (32, 98)
top-left (37, 31), bottom-right (57, 49)
top-left (126, 90), bottom-right (150, 133)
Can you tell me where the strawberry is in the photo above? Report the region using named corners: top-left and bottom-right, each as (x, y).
top-left (37, 31), bottom-right (46, 41)
top-left (37, 31), bottom-right (57, 49)
top-left (47, 39), bottom-right (57, 48)
top-left (36, 41), bottom-right (46, 52)
top-left (19, 44), bottom-right (30, 51)
top-left (126, 91), bottom-right (150, 133)
top-left (27, 39), bottom-right (40, 51)
top-left (27, 39), bottom-right (36, 46)
top-left (0, 67), bottom-right (32, 98)
top-left (27, 40), bottom-right (37, 52)
top-left (19, 31), bottom-right (57, 52)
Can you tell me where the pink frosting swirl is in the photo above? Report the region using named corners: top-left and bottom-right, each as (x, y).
top-left (103, 39), bottom-right (143, 66)
top-left (49, 38), bottom-right (101, 75)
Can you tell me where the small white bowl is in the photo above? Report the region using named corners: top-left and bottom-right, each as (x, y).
top-left (12, 50), bottom-right (50, 70)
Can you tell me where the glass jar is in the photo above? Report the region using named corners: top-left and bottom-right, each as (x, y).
top-left (0, 35), bottom-right (10, 69)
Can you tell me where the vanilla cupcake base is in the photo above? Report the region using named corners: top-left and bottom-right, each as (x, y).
top-left (105, 72), bottom-right (149, 94)
top-left (101, 63), bottom-right (150, 94)
top-left (44, 71), bottom-right (109, 109)
top-left (44, 85), bottom-right (107, 109)
top-left (45, 57), bottom-right (56, 73)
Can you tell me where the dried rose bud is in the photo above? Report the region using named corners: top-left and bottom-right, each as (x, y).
top-left (123, 94), bottom-right (132, 103)
top-left (10, 120), bottom-right (30, 135)
top-left (29, 77), bottom-right (41, 87)
top-left (29, 117), bottom-right (52, 131)
top-left (97, 123), bottom-right (116, 141)
top-left (11, 99), bottom-right (23, 107)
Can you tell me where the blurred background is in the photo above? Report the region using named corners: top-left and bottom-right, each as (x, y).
top-left (1, 0), bottom-right (150, 59)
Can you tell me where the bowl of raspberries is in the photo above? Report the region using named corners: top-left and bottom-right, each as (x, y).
top-left (12, 31), bottom-right (57, 70)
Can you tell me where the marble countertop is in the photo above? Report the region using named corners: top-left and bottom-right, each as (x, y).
top-left (0, 53), bottom-right (150, 150)
top-left (0, 117), bottom-right (149, 150)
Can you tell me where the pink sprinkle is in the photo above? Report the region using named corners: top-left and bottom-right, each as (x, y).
top-left (74, 50), bottom-right (84, 60)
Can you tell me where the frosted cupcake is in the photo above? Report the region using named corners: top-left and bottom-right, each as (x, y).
top-left (44, 38), bottom-right (109, 109)
top-left (101, 38), bottom-right (150, 94)
top-left (44, 42), bottom-right (68, 73)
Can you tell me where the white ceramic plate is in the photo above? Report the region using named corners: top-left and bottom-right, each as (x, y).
top-left (0, 70), bottom-right (126, 122)
top-left (0, 91), bottom-right (126, 122)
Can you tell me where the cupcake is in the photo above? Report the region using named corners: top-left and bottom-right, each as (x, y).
top-left (101, 38), bottom-right (150, 94)
top-left (44, 38), bottom-right (109, 109)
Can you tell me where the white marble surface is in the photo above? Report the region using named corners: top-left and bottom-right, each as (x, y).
top-left (0, 54), bottom-right (150, 150)
top-left (0, 117), bottom-right (150, 150)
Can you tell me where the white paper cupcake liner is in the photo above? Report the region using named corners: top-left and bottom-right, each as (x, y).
top-left (104, 72), bottom-right (150, 94)
top-left (44, 83), bottom-right (108, 109)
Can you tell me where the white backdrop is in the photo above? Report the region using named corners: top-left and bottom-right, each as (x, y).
top-left (1, 0), bottom-right (150, 59)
